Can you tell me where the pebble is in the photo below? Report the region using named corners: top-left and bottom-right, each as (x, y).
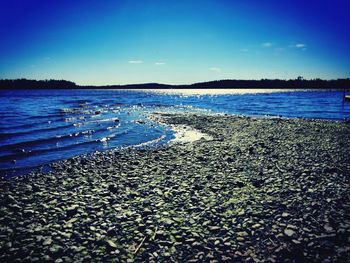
top-left (282, 212), bottom-right (290, 218)
top-left (284, 228), bottom-right (296, 237)
top-left (106, 239), bottom-right (118, 249)
top-left (43, 238), bottom-right (52, 246)
top-left (1, 113), bottom-right (349, 262)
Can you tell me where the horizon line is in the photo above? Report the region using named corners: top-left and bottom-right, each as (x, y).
top-left (1, 77), bottom-right (350, 87)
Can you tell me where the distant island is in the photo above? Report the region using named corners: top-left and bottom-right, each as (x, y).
top-left (0, 77), bottom-right (350, 90)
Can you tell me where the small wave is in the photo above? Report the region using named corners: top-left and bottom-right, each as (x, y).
top-left (0, 127), bottom-right (134, 163)
top-left (106, 124), bottom-right (121, 130)
top-left (29, 113), bottom-right (68, 119)
top-left (132, 135), bottom-right (166, 148)
top-left (59, 107), bottom-right (104, 116)
top-left (59, 108), bottom-right (83, 114)
top-left (0, 130), bottom-right (94, 151)
top-left (0, 117), bottom-right (67, 131)
top-left (0, 117), bottom-right (68, 132)
top-left (64, 116), bottom-right (86, 122)
top-left (0, 123), bottom-right (74, 139)
top-left (0, 139), bottom-right (104, 162)
top-left (0, 124), bottom-right (122, 150)
top-left (0, 126), bottom-right (131, 160)
top-left (99, 137), bottom-right (109, 142)
top-left (74, 117), bottom-right (120, 126)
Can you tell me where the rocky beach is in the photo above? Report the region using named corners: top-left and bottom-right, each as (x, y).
top-left (0, 113), bottom-right (349, 262)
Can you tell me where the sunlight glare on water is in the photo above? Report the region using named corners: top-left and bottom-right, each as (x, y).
top-left (141, 89), bottom-right (300, 95)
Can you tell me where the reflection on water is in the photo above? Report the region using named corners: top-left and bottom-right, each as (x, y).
top-left (141, 88), bottom-right (300, 95)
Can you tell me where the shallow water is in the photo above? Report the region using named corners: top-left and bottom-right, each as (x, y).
top-left (0, 89), bottom-right (349, 176)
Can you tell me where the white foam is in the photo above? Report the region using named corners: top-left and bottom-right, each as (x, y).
top-left (132, 135), bottom-right (166, 148)
top-left (168, 124), bottom-right (212, 144)
top-left (148, 113), bottom-right (212, 144)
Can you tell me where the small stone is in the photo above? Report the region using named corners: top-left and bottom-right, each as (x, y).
top-left (108, 184), bottom-right (118, 193)
top-left (324, 224), bottom-right (333, 232)
top-left (59, 231), bottom-right (72, 239)
top-left (23, 209), bottom-right (35, 215)
top-left (238, 211), bottom-right (245, 216)
top-left (237, 231), bottom-right (249, 237)
top-left (185, 238), bottom-right (196, 243)
top-left (49, 245), bottom-right (61, 254)
top-left (142, 208), bottom-right (152, 216)
top-left (209, 226), bottom-right (221, 232)
top-left (226, 157), bottom-right (234, 163)
top-left (66, 205), bottom-right (79, 217)
top-left (7, 195), bottom-right (16, 202)
top-left (252, 223), bottom-right (261, 229)
top-left (163, 218), bottom-right (174, 226)
top-left (282, 212), bottom-right (290, 218)
top-left (292, 239), bottom-right (301, 245)
top-left (106, 239), bottom-right (118, 249)
top-left (143, 199), bottom-right (151, 206)
top-left (62, 257), bottom-right (73, 263)
top-left (43, 255), bottom-right (51, 261)
top-left (251, 179), bottom-right (264, 188)
top-left (43, 238), bottom-right (53, 246)
top-left (284, 228), bottom-right (296, 237)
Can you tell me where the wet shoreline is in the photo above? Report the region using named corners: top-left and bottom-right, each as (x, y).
top-left (2, 89), bottom-right (350, 173)
top-left (1, 113), bottom-right (349, 262)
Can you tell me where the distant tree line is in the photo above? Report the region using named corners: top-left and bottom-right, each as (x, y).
top-left (0, 79), bottom-right (77, 89)
top-left (188, 78), bottom-right (350, 89)
top-left (1, 77), bottom-right (349, 90)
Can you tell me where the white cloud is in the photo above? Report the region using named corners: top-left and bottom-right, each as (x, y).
top-left (155, 62), bottom-right (165, 66)
top-left (128, 60), bottom-right (143, 64)
top-left (293, 43), bottom-right (307, 51)
top-left (261, 42), bottom-right (272, 48)
top-left (210, 67), bottom-right (221, 72)
top-left (295, 43), bottom-right (306, 48)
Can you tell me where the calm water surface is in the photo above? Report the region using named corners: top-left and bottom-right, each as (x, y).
top-left (0, 89), bottom-right (349, 177)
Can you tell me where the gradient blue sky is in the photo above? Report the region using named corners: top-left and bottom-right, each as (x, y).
top-left (1, 0), bottom-right (349, 85)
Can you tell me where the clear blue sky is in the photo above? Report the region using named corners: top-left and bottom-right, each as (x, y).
top-left (0, 0), bottom-right (349, 85)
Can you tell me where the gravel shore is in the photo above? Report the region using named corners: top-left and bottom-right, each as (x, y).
top-left (1, 113), bottom-right (349, 262)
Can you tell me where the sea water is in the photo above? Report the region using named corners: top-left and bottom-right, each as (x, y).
top-left (0, 89), bottom-right (349, 177)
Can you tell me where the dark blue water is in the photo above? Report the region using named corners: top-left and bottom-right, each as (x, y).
top-left (0, 89), bottom-right (349, 177)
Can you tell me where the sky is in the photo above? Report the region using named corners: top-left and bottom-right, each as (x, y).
top-left (0, 0), bottom-right (349, 85)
